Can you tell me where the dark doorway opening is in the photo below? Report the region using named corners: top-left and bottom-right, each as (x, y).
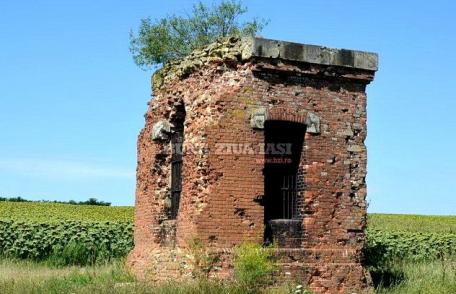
top-left (263, 120), bottom-right (305, 244)
top-left (169, 104), bottom-right (186, 219)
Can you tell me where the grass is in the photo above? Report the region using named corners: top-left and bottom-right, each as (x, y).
top-left (0, 258), bottom-right (454, 294)
top-left (0, 258), bottom-right (295, 294)
top-left (0, 258), bottom-right (133, 294)
top-left (375, 259), bottom-right (456, 294)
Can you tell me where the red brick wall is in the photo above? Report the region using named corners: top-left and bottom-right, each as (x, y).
top-left (128, 57), bottom-right (375, 293)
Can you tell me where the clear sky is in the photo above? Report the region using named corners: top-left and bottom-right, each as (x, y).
top-left (1, 0), bottom-right (455, 214)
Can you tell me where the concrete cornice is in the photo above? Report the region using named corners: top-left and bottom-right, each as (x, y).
top-left (246, 37), bottom-right (378, 71)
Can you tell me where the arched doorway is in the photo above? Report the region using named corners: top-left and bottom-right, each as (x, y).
top-left (263, 120), bottom-right (305, 245)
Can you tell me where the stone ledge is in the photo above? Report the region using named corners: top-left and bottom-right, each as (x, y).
top-left (247, 37), bottom-right (378, 71)
top-left (153, 36), bottom-right (378, 90)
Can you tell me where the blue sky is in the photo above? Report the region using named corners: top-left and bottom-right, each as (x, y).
top-left (1, 1), bottom-right (455, 214)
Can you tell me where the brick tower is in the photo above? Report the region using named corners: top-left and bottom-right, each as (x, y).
top-left (128, 37), bottom-right (378, 293)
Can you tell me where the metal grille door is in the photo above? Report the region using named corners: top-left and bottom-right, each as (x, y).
top-left (281, 174), bottom-right (297, 219)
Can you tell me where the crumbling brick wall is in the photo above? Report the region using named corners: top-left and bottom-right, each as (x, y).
top-left (128, 37), bottom-right (378, 293)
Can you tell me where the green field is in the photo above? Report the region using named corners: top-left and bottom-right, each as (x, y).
top-left (1, 201), bottom-right (455, 293)
top-left (368, 213), bottom-right (456, 234)
top-left (0, 201), bottom-right (134, 222)
top-left (2, 201), bottom-right (456, 233)
top-left (1, 201), bottom-right (455, 263)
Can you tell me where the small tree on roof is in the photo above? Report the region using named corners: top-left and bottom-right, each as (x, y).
top-left (129, 0), bottom-right (268, 69)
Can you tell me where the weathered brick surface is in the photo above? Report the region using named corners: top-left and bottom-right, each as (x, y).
top-left (128, 37), bottom-right (377, 293)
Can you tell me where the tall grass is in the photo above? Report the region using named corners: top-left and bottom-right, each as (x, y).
top-left (0, 258), bottom-right (133, 294)
top-left (0, 258), bottom-right (290, 294)
top-left (375, 259), bottom-right (456, 294)
top-left (0, 257), bottom-right (455, 294)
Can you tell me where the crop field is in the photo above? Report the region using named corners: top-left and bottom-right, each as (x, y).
top-left (368, 213), bottom-right (456, 234)
top-left (1, 201), bottom-right (456, 263)
top-left (0, 201), bottom-right (134, 222)
top-left (2, 201), bottom-right (456, 231)
top-left (0, 201), bottom-right (455, 293)
top-left (366, 214), bottom-right (456, 264)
